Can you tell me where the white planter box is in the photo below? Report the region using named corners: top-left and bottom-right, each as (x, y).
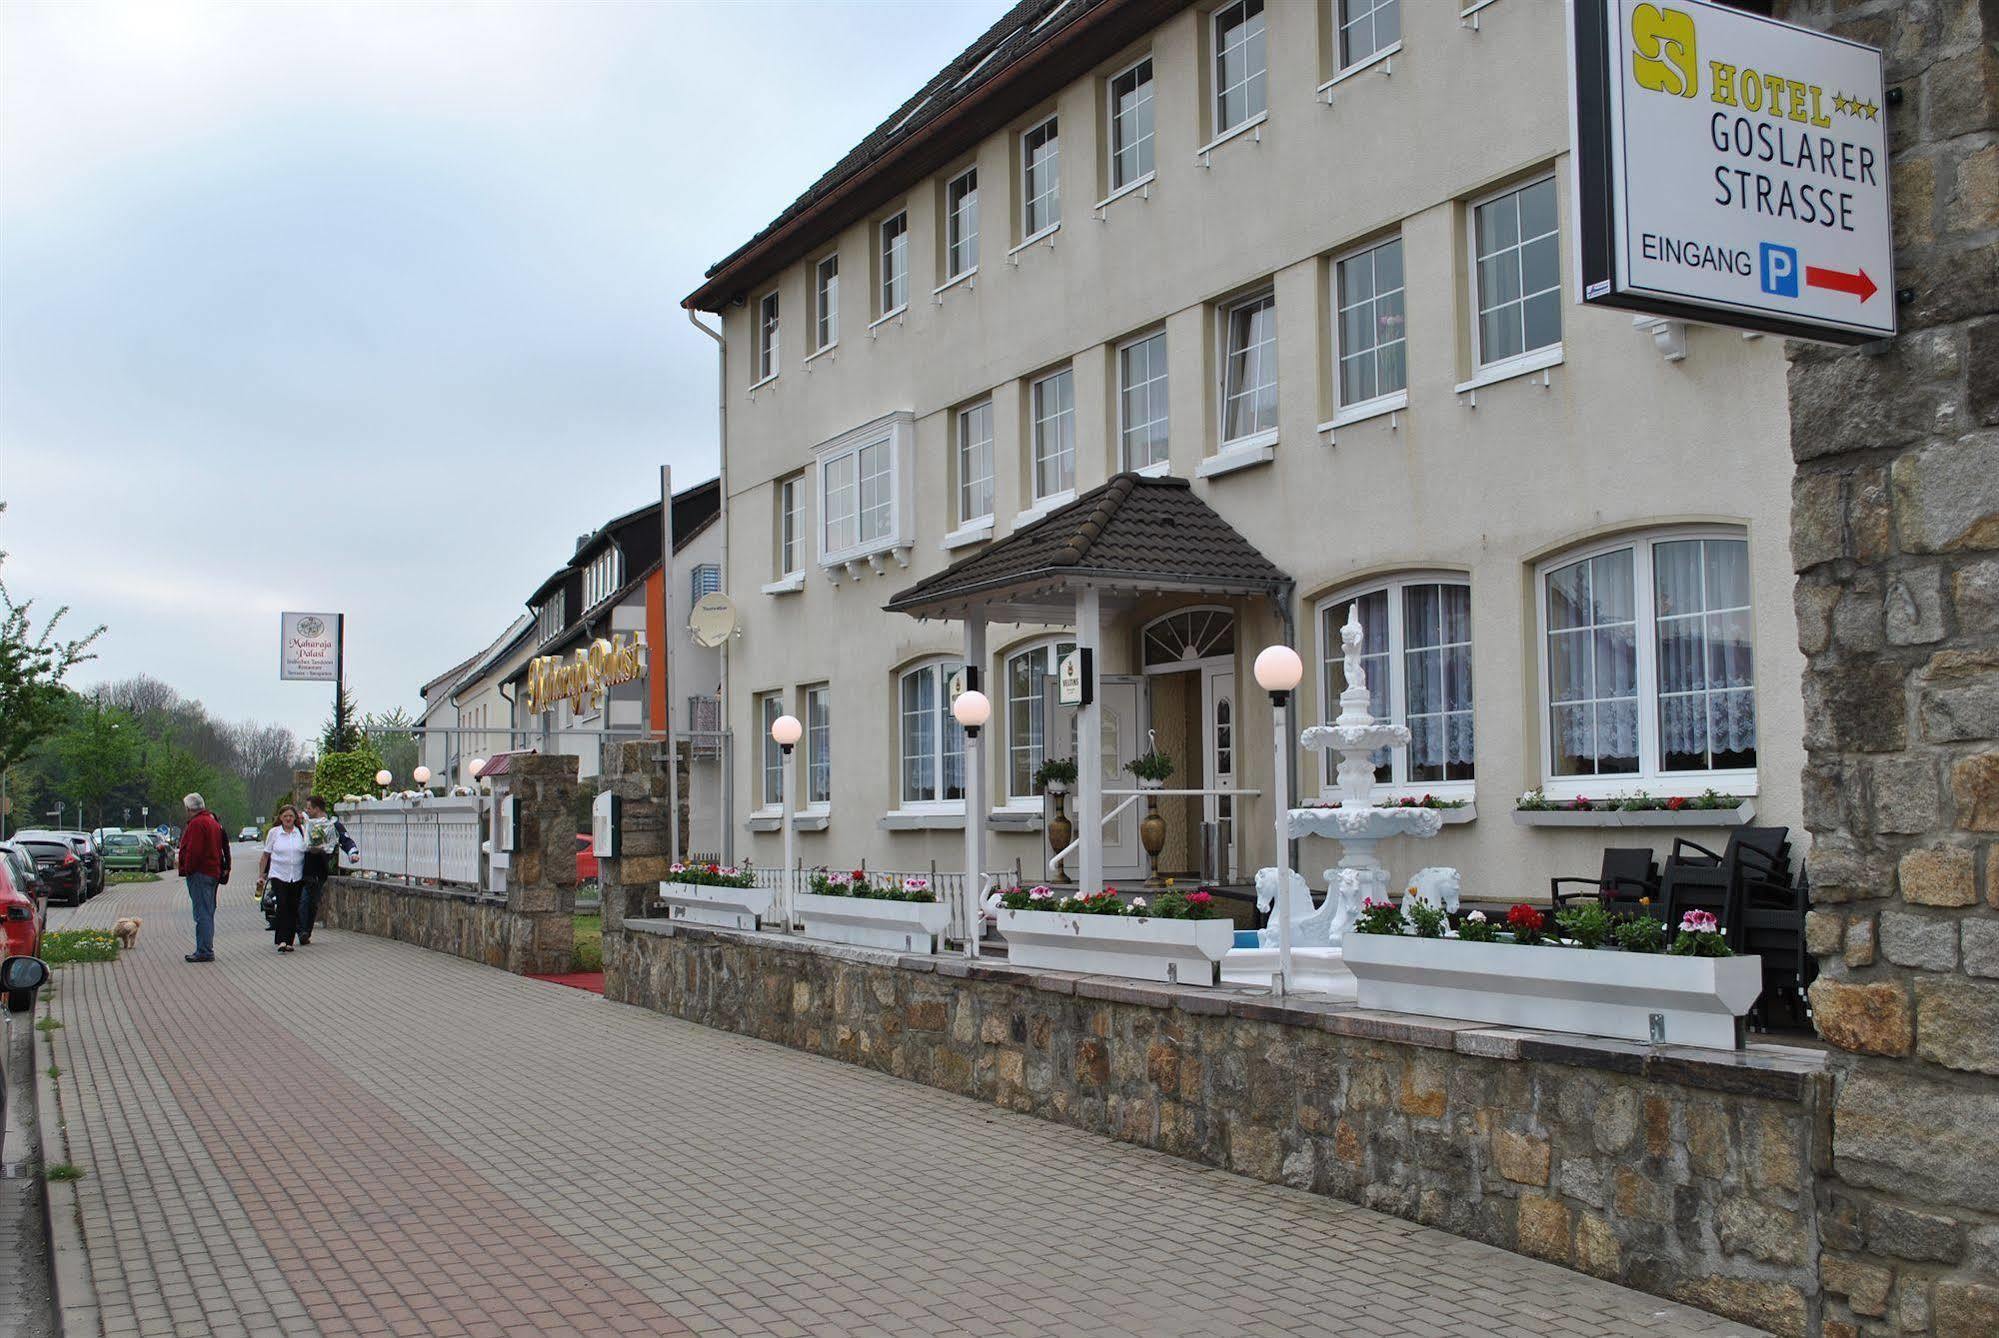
top-left (658, 881), bottom-right (774, 932)
top-left (1220, 946), bottom-right (1356, 1001)
top-left (1343, 934), bottom-right (1763, 1049)
top-left (796, 892), bottom-right (950, 954)
top-left (1511, 800), bottom-right (1755, 829)
top-left (995, 907), bottom-right (1234, 986)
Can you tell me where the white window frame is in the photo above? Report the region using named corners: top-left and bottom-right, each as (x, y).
top-left (1020, 115), bottom-right (1061, 242)
top-left (1315, 574), bottom-right (1475, 801)
top-left (1217, 288), bottom-right (1279, 452)
top-left (896, 659), bottom-right (967, 812)
top-left (756, 692), bottom-right (785, 810)
top-left (754, 289), bottom-right (780, 385)
top-left (535, 592), bottom-right (566, 645)
top-left (804, 684), bottom-right (831, 811)
top-left (1211, 0), bottom-right (1268, 139)
top-left (1029, 367), bottom-right (1077, 507)
top-left (1468, 172), bottom-right (1564, 379)
top-left (583, 548), bottom-right (623, 610)
top-left (945, 167), bottom-right (980, 282)
top-left (813, 253), bottom-right (839, 353)
top-left (1117, 328), bottom-right (1170, 474)
top-left (1107, 55), bottom-right (1156, 195)
top-left (777, 474), bottom-right (804, 578)
top-left (1534, 526), bottom-right (1759, 799)
top-left (1003, 638), bottom-right (1078, 805)
top-left (956, 400), bottom-right (995, 527)
top-left (814, 411), bottom-right (915, 569)
top-left (878, 211), bottom-right (909, 318)
top-left (1336, 0), bottom-right (1401, 74)
top-left (1330, 235), bottom-right (1409, 421)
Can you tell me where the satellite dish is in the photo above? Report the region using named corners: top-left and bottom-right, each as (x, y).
top-left (689, 593), bottom-right (738, 648)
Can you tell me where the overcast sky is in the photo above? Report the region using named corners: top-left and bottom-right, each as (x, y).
top-left (0, 0), bottom-right (998, 747)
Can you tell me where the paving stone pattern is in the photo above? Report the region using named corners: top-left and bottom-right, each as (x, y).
top-left (47, 877), bottom-right (1761, 1337)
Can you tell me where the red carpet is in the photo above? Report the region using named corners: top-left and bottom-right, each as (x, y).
top-left (526, 970), bottom-right (605, 995)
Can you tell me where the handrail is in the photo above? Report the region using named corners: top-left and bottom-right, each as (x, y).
top-left (1046, 787), bottom-right (1265, 875)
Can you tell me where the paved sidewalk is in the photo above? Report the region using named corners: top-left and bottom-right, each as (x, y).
top-left (44, 876), bottom-right (1765, 1338)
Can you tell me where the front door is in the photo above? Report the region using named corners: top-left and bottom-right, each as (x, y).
top-left (1098, 676), bottom-right (1147, 883)
top-left (1203, 663), bottom-right (1237, 881)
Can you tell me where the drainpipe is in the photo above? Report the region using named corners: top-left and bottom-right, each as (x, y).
top-left (686, 306), bottom-right (732, 865)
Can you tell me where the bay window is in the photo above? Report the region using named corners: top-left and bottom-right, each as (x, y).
top-left (899, 661), bottom-right (966, 807)
top-left (1539, 531), bottom-right (1756, 791)
top-left (1319, 578), bottom-right (1474, 793)
top-left (1006, 640), bottom-right (1077, 801)
top-left (815, 412), bottom-right (912, 566)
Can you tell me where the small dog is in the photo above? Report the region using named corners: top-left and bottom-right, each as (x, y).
top-left (112, 917), bottom-right (142, 949)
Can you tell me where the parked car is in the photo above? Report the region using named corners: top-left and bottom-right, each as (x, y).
top-left (101, 831), bottom-right (158, 873)
top-left (575, 833), bottom-right (599, 883)
top-left (10, 834), bottom-right (87, 906)
top-left (237, 825), bottom-right (261, 843)
top-left (1, 860), bottom-right (44, 1003)
top-left (0, 843), bottom-right (44, 907)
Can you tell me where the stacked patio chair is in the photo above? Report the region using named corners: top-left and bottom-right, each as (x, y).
top-left (1549, 848), bottom-right (1661, 913)
top-left (1659, 827), bottom-right (1810, 1030)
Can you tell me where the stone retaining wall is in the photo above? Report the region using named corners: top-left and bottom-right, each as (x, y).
top-left (319, 876), bottom-right (573, 975)
top-left (609, 920), bottom-right (1831, 1335)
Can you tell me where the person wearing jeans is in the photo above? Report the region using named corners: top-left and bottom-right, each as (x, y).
top-left (176, 793), bottom-right (228, 962)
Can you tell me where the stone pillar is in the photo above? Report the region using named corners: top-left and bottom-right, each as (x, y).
top-left (498, 752), bottom-right (580, 974)
top-left (1783, 3), bottom-right (1999, 1335)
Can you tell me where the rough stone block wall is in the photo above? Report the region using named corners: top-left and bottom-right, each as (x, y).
top-left (609, 924), bottom-right (1830, 1335)
top-left (1782, 2), bottom-right (1999, 1334)
top-left (318, 876), bottom-right (572, 974)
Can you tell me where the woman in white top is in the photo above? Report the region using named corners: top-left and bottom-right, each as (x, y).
top-left (258, 805), bottom-right (309, 953)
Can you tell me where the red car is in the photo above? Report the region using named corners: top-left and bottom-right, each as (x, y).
top-left (1, 856), bottom-right (43, 1011)
top-left (575, 833), bottom-right (599, 883)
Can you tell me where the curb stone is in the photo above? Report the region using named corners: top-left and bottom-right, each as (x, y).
top-left (34, 1005), bottom-right (99, 1338)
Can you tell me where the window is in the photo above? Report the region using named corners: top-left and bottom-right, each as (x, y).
top-left (1118, 331), bottom-right (1169, 470)
top-left (1472, 175), bottom-right (1561, 370)
top-left (879, 212), bottom-right (909, 315)
top-left (814, 254), bottom-right (839, 351)
top-left (1339, 0), bottom-right (1399, 69)
top-left (1334, 237), bottom-right (1407, 409)
top-left (758, 693), bottom-right (785, 807)
top-left (1031, 368), bottom-right (1076, 502)
top-left (1006, 640), bottom-right (1078, 800)
top-left (535, 592), bottom-right (566, 644)
top-left (805, 685), bottom-right (831, 807)
top-left (584, 548), bottom-right (624, 609)
top-left (1108, 58), bottom-right (1155, 190)
top-left (946, 168), bottom-right (979, 280)
top-left (898, 661), bottom-right (966, 806)
top-left (1540, 532), bottom-right (1756, 789)
top-left (1320, 580), bottom-right (1473, 792)
top-left (691, 563), bottom-right (721, 603)
top-left (816, 415), bottom-right (910, 564)
top-left (1221, 290), bottom-right (1278, 445)
top-left (1212, 0), bottom-right (1267, 136)
top-left (1022, 117), bottom-right (1061, 238)
top-left (957, 401), bottom-right (994, 525)
top-left (777, 474), bottom-right (804, 577)
top-left (756, 290), bottom-right (780, 382)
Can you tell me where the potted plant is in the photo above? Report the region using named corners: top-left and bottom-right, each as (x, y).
top-left (656, 862), bottom-right (772, 932)
top-left (794, 869), bottom-right (951, 953)
top-left (989, 883), bottom-right (1233, 985)
top-left (1125, 750), bottom-right (1176, 789)
top-left (1035, 757), bottom-right (1079, 881)
top-left (1340, 901), bottom-right (1762, 1049)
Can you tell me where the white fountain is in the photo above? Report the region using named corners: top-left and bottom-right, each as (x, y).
top-left (1221, 604), bottom-right (1448, 998)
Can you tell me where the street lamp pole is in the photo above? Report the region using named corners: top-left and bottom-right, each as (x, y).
top-left (771, 714), bottom-right (803, 929)
top-left (1254, 645), bottom-right (1305, 996)
top-left (951, 688), bottom-right (992, 958)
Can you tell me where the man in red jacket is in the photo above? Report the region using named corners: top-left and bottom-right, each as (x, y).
top-left (176, 793), bottom-right (228, 962)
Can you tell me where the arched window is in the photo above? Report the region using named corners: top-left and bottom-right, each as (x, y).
top-left (1004, 640), bottom-right (1076, 802)
top-left (1141, 607), bottom-right (1235, 670)
top-left (898, 660), bottom-right (966, 807)
top-left (1317, 576), bottom-right (1474, 794)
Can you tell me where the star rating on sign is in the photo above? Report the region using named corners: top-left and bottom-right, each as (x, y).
top-left (1833, 92), bottom-right (1881, 120)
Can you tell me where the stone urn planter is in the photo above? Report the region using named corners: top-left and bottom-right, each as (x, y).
top-left (795, 892), bottom-right (951, 953)
top-left (993, 906), bottom-right (1234, 986)
top-left (657, 881), bottom-right (774, 932)
top-left (1137, 778), bottom-right (1168, 885)
top-left (1045, 785), bottom-right (1073, 881)
top-left (1342, 934), bottom-right (1764, 1050)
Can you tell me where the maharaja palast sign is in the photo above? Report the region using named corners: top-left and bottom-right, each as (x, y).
top-left (524, 633), bottom-right (649, 715)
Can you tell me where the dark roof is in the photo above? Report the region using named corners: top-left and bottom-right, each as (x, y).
top-left (528, 477), bottom-right (721, 606)
top-left (885, 473), bottom-right (1290, 616)
top-left (685, 0), bottom-right (1191, 311)
top-left (420, 649), bottom-right (483, 701)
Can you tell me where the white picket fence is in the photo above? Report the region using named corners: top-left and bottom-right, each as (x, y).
top-left (335, 796), bottom-right (486, 889)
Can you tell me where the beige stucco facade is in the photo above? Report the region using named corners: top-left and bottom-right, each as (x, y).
top-left (707, 0), bottom-right (1804, 896)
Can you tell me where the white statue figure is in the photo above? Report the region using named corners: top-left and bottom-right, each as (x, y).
top-left (1255, 867), bottom-right (1316, 947)
top-left (1400, 867), bottom-right (1463, 927)
top-left (1340, 604), bottom-right (1367, 696)
top-left (1254, 866), bottom-right (1365, 949)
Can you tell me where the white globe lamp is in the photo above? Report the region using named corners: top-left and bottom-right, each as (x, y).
top-left (1253, 645), bottom-right (1305, 696)
top-left (951, 689), bottom-right (991, 737)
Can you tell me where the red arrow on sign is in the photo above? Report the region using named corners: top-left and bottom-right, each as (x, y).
top-left (1805, 265), bottom-right (1878, 303)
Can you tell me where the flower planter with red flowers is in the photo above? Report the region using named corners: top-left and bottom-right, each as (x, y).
top-left (658, 864), bottom-right (772, 932)
top-left (795, 872), bottom-right (949, 953)
top-left (990, 886), bottom-right (1233, 986)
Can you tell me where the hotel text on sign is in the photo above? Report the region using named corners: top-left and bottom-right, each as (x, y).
top-left (1572, 0), bottom-right (1893, 343)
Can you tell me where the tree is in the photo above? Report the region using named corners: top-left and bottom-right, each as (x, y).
top-left (46, 703), bottom-right (142, 828)
top-left (0, 501), bottom-right (105, 774)
top-left (362, 706), bottom-right (418, 782)
top-left (320, 686), bottom-right (361, 755)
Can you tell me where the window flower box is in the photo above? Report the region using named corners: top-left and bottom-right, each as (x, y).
top-left (1341, 934), bottom-right (1763, 1049)
top-left (795, 891), bottom-right (950, 954)
top-left (657, 881), bottom-right (775, 932)
top-left (993, 907), bottom-right (1234, 986)
top-left (1511, 799), bottom-right (1755, 829)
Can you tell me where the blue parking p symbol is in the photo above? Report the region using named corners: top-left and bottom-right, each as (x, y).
top-left (1760, 243), bottom-right (1799, 298)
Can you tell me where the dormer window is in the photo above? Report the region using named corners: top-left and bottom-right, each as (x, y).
top-left (535, 591), bottom-right (567, 644)
top-left (583, 548), bottom-right (624, 610)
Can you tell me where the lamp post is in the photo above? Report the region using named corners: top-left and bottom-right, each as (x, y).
top-left (771, 713), bottom-right (803, 928)
top-left (412, 766), bottom-right (432, 794)
top-left (467, 758), bottom-right (486, 792)
top-left (1253, 644), bottom-right (1304, 995)
top-left (950, 688), bottom-right (992, 957)
top-left (375, 769), bottom-right (392, 799)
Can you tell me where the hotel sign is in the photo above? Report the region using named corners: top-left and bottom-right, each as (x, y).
top-left (1572, 0), bottom-right (1892, 343)
top-left (279, 612), bottom-right (342, 682)
top-left (524, 633), bottom-right (649, 716)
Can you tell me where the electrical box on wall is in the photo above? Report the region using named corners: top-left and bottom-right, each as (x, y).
top-left (592, 791), bottom-right (622, 859)
top-left (497, 795), bottom-right (519, 854)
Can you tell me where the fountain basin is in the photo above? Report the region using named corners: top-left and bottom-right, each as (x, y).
top-left (1288, 806), bottom-right (1445, 842)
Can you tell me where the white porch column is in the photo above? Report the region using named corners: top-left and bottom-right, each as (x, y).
top-left (962, 612), bottom-right (988, 955)
top-left (1075, 585), bottom-right (1102, 897)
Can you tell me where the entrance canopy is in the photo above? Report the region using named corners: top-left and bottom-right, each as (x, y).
top-left (884, 473), bottom-right (1291, 623)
